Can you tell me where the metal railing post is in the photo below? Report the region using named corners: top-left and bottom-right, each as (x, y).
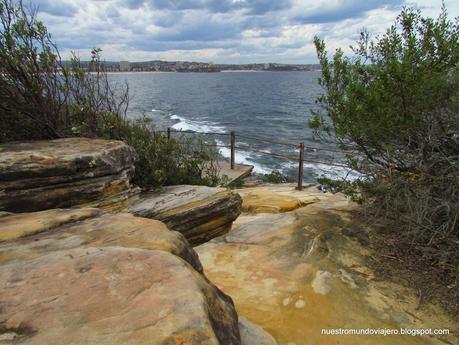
top-left (230, 131), bottom-right (235, 169)
top-left (167, 127), bottom-right (171, 140)
top-left (297, 142), bottom-right (304, 190)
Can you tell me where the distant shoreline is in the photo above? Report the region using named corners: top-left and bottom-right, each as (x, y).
top-left (104, 70), bottom-right (319, 74)
top-left (70, 60), bottom-right (320, 73)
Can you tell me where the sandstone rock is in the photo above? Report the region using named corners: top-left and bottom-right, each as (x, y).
top-left (0, 209), bottom-right (241, 344)
top-left (128, 185), bottom-right (242, 245)
top-left (0, 209), bottom-right (202, 272)
top-left (234, 184), bottom-right (354, 213)
top-left (239, 318), bottom-right (277, 345)
top-left (0, 247), bottom-right (240, 345)
top-left (235, 184), bottom-right (316, 213)
top-left (0, 208), bottom-right (101, 242)
top-left (0, 138), bottom-right (137, 212)
top-left (196, 185), bottom-right (459, 345)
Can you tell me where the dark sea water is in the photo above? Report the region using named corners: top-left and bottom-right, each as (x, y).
top-left (108, 71), bottom-right (357, 181)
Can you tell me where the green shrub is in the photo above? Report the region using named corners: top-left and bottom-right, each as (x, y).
top-left (0, 0), bottom-right (130, 141)
top-left (261, 170), bottom-right (295, 183)
top-left (311, 6), bottom-right (459, 279)
top-left (0, 0), bottom-right (219, 188)
top-left (120, 117), bottom-right (221, 187)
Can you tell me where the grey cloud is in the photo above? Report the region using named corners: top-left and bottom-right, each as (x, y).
top-left (33, 0), bottom-right (78, 17)
top-left (293, 0), bottom-right (403, 23)
top-left (106, 6), bottom-right (120, 18)
top-left (130, 37), bottom-right (240, 51)
top-left (153, 11), bottom-right (184, 27)
top-left (36, 0), bottom-right (430, 63)
top-left (119, 0), bottom-right (291, 14)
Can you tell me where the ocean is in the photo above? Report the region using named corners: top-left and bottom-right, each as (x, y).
top-left (108, 71), bottom-right (358, 182)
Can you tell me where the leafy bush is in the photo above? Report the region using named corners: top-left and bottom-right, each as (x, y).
top-left (121, 117), bottom-right (221, 187)
top-left (311, 7), bottom-right (459, 282)
top-left (0, 0), bottom-right (130, 141)
top-left (0, 0), bottom-right (219, 187)
top-left (261, 170), bottom-right (295, 183)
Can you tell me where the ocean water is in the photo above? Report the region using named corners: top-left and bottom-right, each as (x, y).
top-left (108, 71), bottom-right (357, 182)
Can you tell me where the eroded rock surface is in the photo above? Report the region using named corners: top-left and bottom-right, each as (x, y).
top-left (0, 209), bottom-right (202, 271)
top-left (0, 209), bottom-right (241, 344)
top-left (128, 185), bottom-right (242, 245)
top-left (0, 138), bottom-right (137, 212)
top-left (239, 318), bottom-right (278, 345)
top-left (196, 184), bottom-right (458, 345)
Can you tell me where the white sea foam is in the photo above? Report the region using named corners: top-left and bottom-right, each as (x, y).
top-left (170, 114), bottom-right (226, 133)
top-left (170, 113), bottom-right (360, 179)
top-left (151, 109), bottom-right (162, 112)
top-left (281, 160), bottom-right (362, 181)
top-left (215, 139), bottom-right (272, 174)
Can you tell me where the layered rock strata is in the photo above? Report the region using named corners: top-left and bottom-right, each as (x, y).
top-left (128, 185), bottom-right (242, 245)
top-left (0, 138), bottom-right (137, 212)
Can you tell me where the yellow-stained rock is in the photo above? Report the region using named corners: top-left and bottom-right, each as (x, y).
top-left (235, 183), bottom-right (344, 213)
top-left (196, 185), bottom-right (458, 345)
top-left (0, 208), bottom-right (101, 242)
top-left (0, 209), bottom-right (242, 344)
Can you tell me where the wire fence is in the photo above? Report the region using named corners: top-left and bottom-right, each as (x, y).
top-left (157, 127), bottom-right (351, 190)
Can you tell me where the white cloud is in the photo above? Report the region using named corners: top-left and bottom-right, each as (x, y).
top-left (33, 0), bottom-right (458, 63)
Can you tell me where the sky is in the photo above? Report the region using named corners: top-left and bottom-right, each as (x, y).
top-left (33, 0), bottom-right (458, 64)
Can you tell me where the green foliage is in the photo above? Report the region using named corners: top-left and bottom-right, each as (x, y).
top-left (311, 7), bottom-right (459, 168)
top-left (261, 170), bottom-right (295, 183)
top-left (316, 177), bottom-right (363, 203)
top-left (0, 0), bottom-right (220, 188)
top-left (312, 6), bottom-right (459, 281)
top-left (121, 118), bottom-right (221, 187)
top-left (0, 0), bottom-right (130, 141)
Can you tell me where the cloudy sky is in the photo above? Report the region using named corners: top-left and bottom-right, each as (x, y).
top-left (34, 0), bottom-right (458, 63)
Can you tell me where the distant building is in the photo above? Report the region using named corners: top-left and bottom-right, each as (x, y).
top-left (119, 61), bottom-right (130, 72)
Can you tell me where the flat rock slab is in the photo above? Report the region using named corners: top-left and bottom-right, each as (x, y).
top-left (0, 138), bottom-right (137, 212)
top-left (128, 185), bottom-right (242, 245)
top-left (196, 186), bottom-right (459, 345)
top-left (0, 209), bottom-right (202, 272)
top-left (0, 209), bottom-right (241, 344)
top-left (234, 183), bottom-right (351, 213)
top-left (0, 208), bottom-right (101, 242)
top-left (0, 247), bottom-right (240, 345)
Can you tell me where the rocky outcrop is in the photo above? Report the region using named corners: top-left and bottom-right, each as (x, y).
top-left (128, 185), bottom-right (242, 245)
top-left (235, 184), bottom-right (338, 213)
top-left (0, 209), bottom-right (202, 272)
top-left (196, 184), bottom-right (459, 345)
top-left (0, 138), bottom-right (137, 212)
top-left (0, 137), bottom-right (273, 344)
top-left (0, 138), bottom-right (243, 245)
top-left (0, 209), bottom-right (241, 344)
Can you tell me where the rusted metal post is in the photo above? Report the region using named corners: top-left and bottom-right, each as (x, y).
top-left (230, 131), bottom-right (235, 170)
top-left (167, 127), bottom-right (171, 140)
top-left (297, 142), bottom-right (304, 190)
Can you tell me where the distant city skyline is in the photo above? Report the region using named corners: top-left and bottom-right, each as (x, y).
top-left (34, 0), bottom-right (458, 64)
